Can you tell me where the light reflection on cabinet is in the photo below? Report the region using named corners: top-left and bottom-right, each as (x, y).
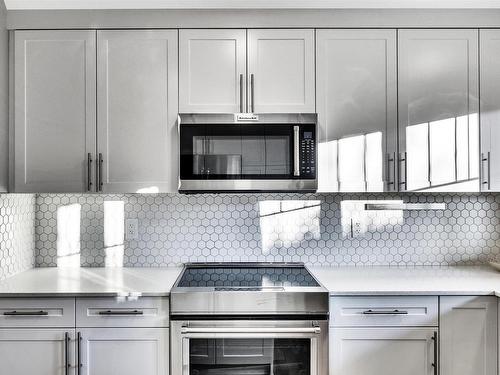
top-left (398, 29), bottom-right (480, 192)
top-left (316, 29), bottom-right (397, 192)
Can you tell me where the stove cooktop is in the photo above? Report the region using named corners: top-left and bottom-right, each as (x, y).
top-left (170, 263), bottom-right (329, 316)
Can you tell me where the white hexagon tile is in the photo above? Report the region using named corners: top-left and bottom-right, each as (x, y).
top-left (34, 193), bottom-right (500, 267)
top-left (0, 194), bottom-right (36, 280)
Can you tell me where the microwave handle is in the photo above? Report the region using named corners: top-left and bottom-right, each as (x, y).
top-left (294, 126), bottom-right (300, 176)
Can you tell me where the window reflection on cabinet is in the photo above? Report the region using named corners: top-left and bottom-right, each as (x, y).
top-left (398, 29), bottom-right (479, 192)
top-left (316, 29), bottom-right (397, 192)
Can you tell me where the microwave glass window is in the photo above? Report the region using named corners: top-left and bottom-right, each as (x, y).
top-left (189, 338), bottom-right (311, 375)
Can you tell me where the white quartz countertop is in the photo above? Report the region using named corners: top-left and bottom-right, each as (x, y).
top-left (0, 267), bottom-right (182, 297)
top-left (1, 265), bottom-right (500, 297)
top-left (308, 265), bottom-right (500, 296)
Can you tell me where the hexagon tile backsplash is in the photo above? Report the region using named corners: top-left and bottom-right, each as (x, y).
top-left (0, 194), bottom-right (35, 280)
top-left (35, 193), bottom-right (500, 267)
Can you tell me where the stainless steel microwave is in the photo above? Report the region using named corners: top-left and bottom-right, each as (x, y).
top-left (178, 113), bottom-right (317, 193)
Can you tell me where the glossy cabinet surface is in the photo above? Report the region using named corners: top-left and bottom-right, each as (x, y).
top-left (398, 29), bottom-right (479, 192)
top-left (480, 29), bottom-right (500, 192)
top-left (97, 30), bottom-right (178, 193)
top-left (0, 329), bottom-right (76, 375)
top-left (14, 30), bottom-right (96, 192)
top-left (179, 29), bottom-right (246, 113)
top-left (440, 296), bottom-right (497, 375)
top-left (247, 29), bottom-right (315, 113)
top-left (316, 29), bottom-right (397, 192)
top-left (330, 327), bottom-right (436, 375)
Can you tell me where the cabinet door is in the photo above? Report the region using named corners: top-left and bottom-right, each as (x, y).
top-left (179, 29), bottom-right (246, 113)
top-left (330, 327), bottom-right (436, 375)
top-left (398, 29), bottom-right (479, 192)
top-left (14, 30), bottom-right (96, 193)
top-left (316, 29), bottom-right (397, 192)
top-left (79, 328), bottom-right (168, 375)
top-left (480, 29), bottom-right (500, 191)
top-left (0, 329), bottom-right (75, 375)
top-left (440, 296), bottom-right (497, 375)
top-left (247, 29), bottom-right (315, 113)
top-left (97, 30), bottom-right (178, 193)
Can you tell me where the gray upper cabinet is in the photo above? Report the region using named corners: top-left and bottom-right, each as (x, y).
top-left (316, 29), bottom-right (397, 192)
top-left (480, 29), bottom-right (500, 192)
top-left (97, 30), bottom-right (179, 193)
top-left (398, 29), bottom-right (479, 192)
top-left (247, 29), bottom-right (315, 113)
top-left (179, 29), bottom-right (246, 113)
top-left (14, 30), bottom-right (96, 193)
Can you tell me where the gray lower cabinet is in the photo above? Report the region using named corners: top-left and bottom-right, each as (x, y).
top-left (0, 329), bottom-right (76, 375)
top-left (398, 29), bottom-right (480, 192)
top-left (316, 29), bottom-right (397, 192)
top-left (14, 30), bottom-right (96, 193)
top-left (97, 30), bottom-right (179, 193)
top-left (330, 327), bottom-right (436, 375)
top-left (79, 328), bottom-right (168, 375)
top-left (440, 296), bottom-right (497, 375)
top-left (480, 29), bottom-right (500, 192)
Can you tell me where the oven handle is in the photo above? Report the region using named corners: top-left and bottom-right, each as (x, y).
top-left (293, 125), bottom-right (300, 177)
top-left (181, 326), bottom-right (321, 334)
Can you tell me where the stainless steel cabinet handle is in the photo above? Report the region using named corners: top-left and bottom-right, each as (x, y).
top-left (87, 153), bottom-right (93, 191)
top-left (362, 309), bottom-right (409, 315)
top-left (64, 332), bottom-right (70, 375)
top-left (98, 153), bottom-right (103, 192)
top-left (387, 152), bottom-right (396, 191)
top-left (239, 73), bottom-right (244, 113)
top-left (250, 73), bottom-right (255, 113)
top-left (3, 310), bottom-right (49, 316)
top-left (398, 152), bottom-right (407, 191)
top-left (293, 126), bottom-right (300, 177)
top-left (432, 331), bottom-right (438, 375)
top-left (98, 310), bottom-right (144, 316)
top-left (181, 326), bottom-right (321, 334)
top-left (482, 152), bottom-right (491, 190)
top-left (77, 332), bottom-right (82, 375)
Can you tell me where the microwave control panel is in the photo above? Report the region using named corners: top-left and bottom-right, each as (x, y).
top-left (300, 125), bottom-right (316, 178)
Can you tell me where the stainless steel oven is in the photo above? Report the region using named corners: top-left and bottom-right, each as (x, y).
top-left (171, 319), bottom-right (328, 375)
top-left (178, 114), bottom-right (317, 193)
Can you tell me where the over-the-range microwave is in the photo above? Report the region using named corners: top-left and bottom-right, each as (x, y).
top-left (178, 113), bottom-right (317, 193)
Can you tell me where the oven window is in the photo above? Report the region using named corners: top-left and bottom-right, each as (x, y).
top-left (189, 338), bottom-right (311, 375)
top-left (180, 124), bottom-right (294, 180)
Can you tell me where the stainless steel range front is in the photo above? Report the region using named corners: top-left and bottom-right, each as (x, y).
top-left (170, 263), bottom-right (329, 375)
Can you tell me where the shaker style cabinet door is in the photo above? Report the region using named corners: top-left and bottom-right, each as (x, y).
top-left (479, 29), bottom-right (500, 192)
top-left (316, 29), bottom-right (397, 192)
top-left (0, 329), bottom-right (76, 375)
top-left (398, 29), bottom-right (479, 192)
top-left (179, 29), bottom-right (246, 113)
top-left (247, 29), bottom-right (315, 113)
top-left (97, 30), bottom-right (179, 193)
top-left (14, 30), bottom-right (96, 193)
top-left (440, 296), bottom-right (497, 375)
top-left (330, 327), bottom-right (436, 375)
top-left (79, 328), bottom-right (168, 375)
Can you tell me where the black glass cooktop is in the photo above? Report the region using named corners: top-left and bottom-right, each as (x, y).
top-left (177, 264), bottom-right (319, 288)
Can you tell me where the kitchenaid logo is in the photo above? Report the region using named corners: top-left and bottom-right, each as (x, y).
top-left (235, 113), bottom-right (259, 122)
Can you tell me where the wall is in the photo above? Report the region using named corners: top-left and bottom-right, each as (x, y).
top-left (0, 0), bottom-right (8, 192)
top-left (35, 193), bottom-right (500, 268)
top-left (0, 194), bottom-right (35, 280)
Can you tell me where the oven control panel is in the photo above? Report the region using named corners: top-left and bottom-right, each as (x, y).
top-left (300, 126), bottom-right (316, 178)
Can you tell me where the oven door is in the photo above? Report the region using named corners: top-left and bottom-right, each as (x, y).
top-left (171, 320), bottom-right (328, 375)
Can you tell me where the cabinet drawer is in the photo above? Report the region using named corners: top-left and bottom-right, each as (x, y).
top-left (76, 297), bottom-right (169, 328)
top-left (0, 298), bottom-right (75, 327)
top-left (330, 296), bottom-right (438, 327)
